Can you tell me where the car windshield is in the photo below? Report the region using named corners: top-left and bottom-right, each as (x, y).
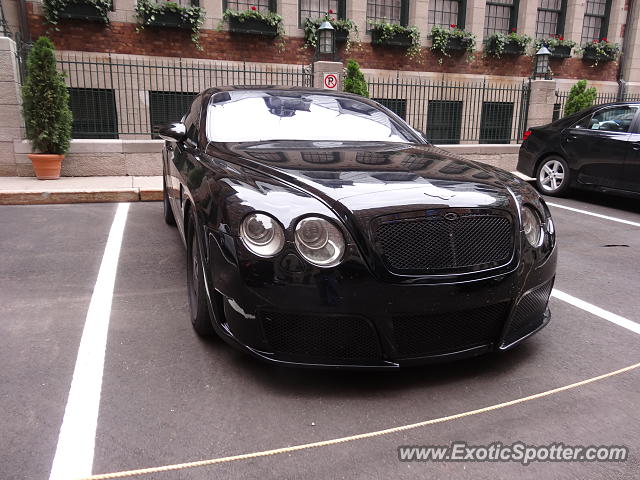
top-left (205, 91), bottom-right (413, 143)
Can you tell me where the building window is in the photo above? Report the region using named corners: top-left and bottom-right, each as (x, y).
top-left (535, 0), bottom-right (566, 38)
top-left (68, 88), bottom-right (118, 139)
top-left (428, 0), bottom-right (466, 29)
top-left (224, 0), bottom-right (272, 12)
top-left (426, 100), bottom-right (462, 144)
top-left (299, 0), bottom-right (343, 25)
top-left (301, 152), bottom-right (339, 164)
top-left (372, 97), bottom-right (407, 119)
top-left (149, 91), bottom-right (197, 139)
top-left (480, 101), bottom-right (514, 144)
top-left (367, 0), bottom-right (409, 27)
top-left (483, 0), bottom-right (518, 37)
top-left (581, 0), bottom-right (611, 43)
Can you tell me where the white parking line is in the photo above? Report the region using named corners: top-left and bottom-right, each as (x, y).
top-left (547, 202), bottom-right (640, 227)
top-left (552, 289), bottom-right (640, 336)
top-left (48, 203), bottom-right (130, 480)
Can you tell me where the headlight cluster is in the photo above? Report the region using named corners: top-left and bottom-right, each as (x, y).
top-left (240, 213), bottom-right (345, 268)
top-left (521, 206), bottom-right (543, 247)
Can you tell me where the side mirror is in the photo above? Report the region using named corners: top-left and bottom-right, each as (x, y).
top-left (158, 122), bottom-right (186, 142)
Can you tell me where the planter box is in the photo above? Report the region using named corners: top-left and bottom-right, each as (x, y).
top-left (145, 11), bottom-right (188, 29)
top-left (446, 36), bottom-right (471, 52)
top-left (335, 30), bottom-right (349, 43)
top-left (229, 17), bottom-right (278, 37)
top-left (502, 39), bottom-right (526, 56)
top-left (582, 46), bottom-right (616, 63)
top-left (549, 45), bottom-right (572, 59)
top-left (371, 29), bottom-right (413, 48)
top-left (58, 2), bottom-right (105, 22)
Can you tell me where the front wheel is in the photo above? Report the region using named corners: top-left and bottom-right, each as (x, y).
top-left (186, 212), bottom-right (214, 336)
top-left (536, 156), bottom-right (570, 197)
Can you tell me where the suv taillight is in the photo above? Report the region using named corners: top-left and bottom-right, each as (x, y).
top-left (522, 130), bottom-right (532, 142)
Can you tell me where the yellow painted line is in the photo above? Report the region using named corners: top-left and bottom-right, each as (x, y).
top-left (78, 361), bottom-right (640, 480)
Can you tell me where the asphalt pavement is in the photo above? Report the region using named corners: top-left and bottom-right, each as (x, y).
top-left (1, 191), bottom-right (639, 480)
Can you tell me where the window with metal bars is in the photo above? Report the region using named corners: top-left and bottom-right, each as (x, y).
top-left (224, 0), bottom-right (273, 12)
top-left (425, 100), bottom-right (462, 144)
top-left (68, 88), bottom-right (118, 139)
top-left (427, 0), bottom-right (465, 29)
top-left (299, 0), bottom-right (344, 25)
top-left (301, 152), bottom-right (340, 164)
top-left (535, 0), bottom-right (566, 38)
top-left (483, 0), bottom-right (518, 37)
top-left (581, 0), bottom-right (611, 43)
top-left (366, 0), bottom-right (409, 27)
top-left (479, 101), bottom-right (514, 144)
top-left (149, 91), bottom-right (197, 139)
top-left (372, 97), bottom-right (407, 119)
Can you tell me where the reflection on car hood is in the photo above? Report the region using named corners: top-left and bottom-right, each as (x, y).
top-left (219, 141), bottom-right (519, 211)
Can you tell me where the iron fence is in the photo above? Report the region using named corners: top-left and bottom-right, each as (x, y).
top-left (553, 89), bottom-right (640, 120)
top-left (55, 54), bottom-right (313, 138)
top-left (367, 74), bottom-right (530, 144)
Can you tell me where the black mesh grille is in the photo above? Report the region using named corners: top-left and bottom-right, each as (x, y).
top-left (375, 214), bottom-right (513, 274)
top-left (261, 312), bottom-right (382, 362)
top-left (503, 280), bottom-right (554, 346)
top-left (392, 303), bottom-right (509, 358)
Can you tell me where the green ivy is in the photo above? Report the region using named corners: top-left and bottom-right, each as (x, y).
top-left (429, 25), bottom-right (476, 64)
top-left (303, 14), bottom-right (359, 52)
top-left (368, 20), bottom-right (421, 60)
top-left (219, 8), bottom-right (285, 51)
top-left (135, 0), bottom-right (206, 50)
top-left (484, 31), bottom-right (531, 58)
top-left (43, 0), bottom-right (112, 27)
top-left (579, 39), bottom-right (620, 67)
top-left (22, 37), bottom-right (73, 155)
top-left (343, 59), bottom-right (368, 97)
top-left (534, 35), bottom-right (576, 52)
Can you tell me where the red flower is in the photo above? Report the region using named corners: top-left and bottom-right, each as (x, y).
top-left (559, 36), bottom-right (564, 40)
top-left (593, 39), bottom-right (598, 43)
top-left (511, 27), bottom-right (517, 32)
top-left (250, 5), bottom-right (256, 10)
top-left (328, 8), bottom-right (334, 14)
top-left (450, 24), bottom-right (456, 28)
top-left (601, 37), bottom-right (608, 42)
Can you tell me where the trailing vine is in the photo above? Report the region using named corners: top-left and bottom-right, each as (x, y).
top-left (579, 38), bottom-right (620, 67)
top-left (429, 24), bottom-right (476, 63)
top-left (135, 0), bottom-right (205, 50)
top-left (43, 0), bottom-right (112, 27)
top-left (484, 29), bottom-right (531, 58)
top-left (219, 7), bottom-right (286, 51)
top-left (303, 11), bottom-right (359, 53)
top-left (369, 20), bottom-right (421, 60)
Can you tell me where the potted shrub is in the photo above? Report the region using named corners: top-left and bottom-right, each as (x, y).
top-left (21, 37), bottom-right (73, 180)
top-left (484, 29), bottom-right (531, 58)
top-left (580, 38), bottom-right (620, 66)
top-left (369, 21), bottom-right (421, 59)
top-left (43, 0), bottom-right (112, 26)
top-left (220, 6), bottom-right (284, 38)
top-left (303, 11), bottom-right (359, 48)
top-left (563, 80), bottom-right (597, 116)
top-left (430, 24), bottom-right (476, 63)
top-left (343, 59), bottom-right (369, 97)
top-left (135, 0), bottom-right (206, 49)
top-left (535, 35), bottom-right (576, 59)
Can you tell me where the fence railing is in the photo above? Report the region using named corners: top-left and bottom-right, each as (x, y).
top-left (553, 90), bottom-right (640, 120)
top-left (366, 74), bottom-right (530, 144)
top-left (56, 54), bottom-right (313, 138)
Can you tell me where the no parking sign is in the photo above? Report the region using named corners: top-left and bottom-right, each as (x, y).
top-left (323, 73), bottom-right (338, 90)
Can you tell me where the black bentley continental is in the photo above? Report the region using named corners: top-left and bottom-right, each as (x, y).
top-left (160, 87), bottom-right (557, 369)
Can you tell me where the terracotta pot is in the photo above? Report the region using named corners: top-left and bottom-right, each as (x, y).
top-left (28, 154), bottom-right (64, 180)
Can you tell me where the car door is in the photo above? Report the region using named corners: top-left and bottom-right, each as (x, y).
top-left (560, 105), bottom-right (639, 189)
top-left (622, 108), bottom-right (640, 193)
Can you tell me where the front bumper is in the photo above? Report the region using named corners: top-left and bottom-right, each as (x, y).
top-left (205, 232), bottom-right (557, 369)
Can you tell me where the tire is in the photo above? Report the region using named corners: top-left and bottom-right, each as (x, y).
top-left (163, 172), bottom-right (176, 226)
top-left (186, 211), bottom-right (214, 336)
top-left (535, 156), bottom-right (571, 197)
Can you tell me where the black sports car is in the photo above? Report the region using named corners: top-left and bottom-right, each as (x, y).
top-left (160, 87), bottom-right (557, 369)
top-left (518, 102), bottom-right (640, 197)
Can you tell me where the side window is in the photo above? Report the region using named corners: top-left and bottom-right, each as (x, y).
top-left (576, 106), bottom-right (638, 132)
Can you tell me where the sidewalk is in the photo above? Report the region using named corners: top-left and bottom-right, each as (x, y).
top-left (0, 176), bottom-right (162, 205)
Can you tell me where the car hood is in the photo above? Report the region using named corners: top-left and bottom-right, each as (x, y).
top-left (220, 141), bottom-right (519, 214)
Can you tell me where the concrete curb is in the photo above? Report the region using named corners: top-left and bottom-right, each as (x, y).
top-left (0, 188), bottom-right (162, 205)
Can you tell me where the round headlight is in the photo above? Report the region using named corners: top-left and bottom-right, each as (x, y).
top-left (522, 206), bottom-right (543, 247)
top-left (294, 217), bottom-right (345, 268)
top-left (240, 213), bottom-right (285, 257)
